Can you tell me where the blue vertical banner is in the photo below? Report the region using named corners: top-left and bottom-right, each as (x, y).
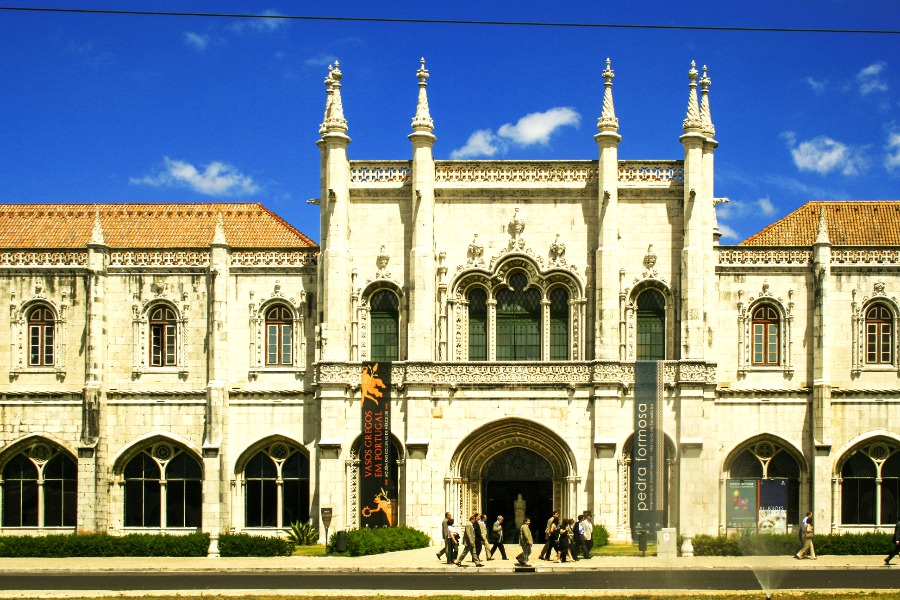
top-left (360, 362), bottom-right (393, 527)
top-left (632, 361), bottom-right (665, 537)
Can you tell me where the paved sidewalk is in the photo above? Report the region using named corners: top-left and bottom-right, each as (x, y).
top-left (0, 545), bottom-right (894, 573)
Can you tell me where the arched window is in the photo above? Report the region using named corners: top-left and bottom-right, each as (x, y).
top-left (370, 291), bottom-right (399, 362)
top-left (841, 442), bottom-right (900, 526)
top-left (28, 306), bottom-right (55, 366)
top-left (1, 444), bottom-right (77, 528)
top-left (865, 304), bottom-right (894, 365)
top-left (549, 287), bottom-right (569, 360)
top-left (265, 306), bottom-right (293, 366)
top-left (149, 306), bottom-right (177, 367)
top-left (123, 443), bottom-right (201, 528)
top-left (468, 288), bottom-right (487, 361)
top-left (244, 442), bottom-right (310, 528)
top-left (751, 305), bottom-right (780, 366)
top-left (636, 289), bottom-right (665, 360)
top-left (496, 273), bottom-right (541, 361)
top-left (2, 454), bottom-right (38, 527)
top-left (727, 441), bottom-right (800, 532)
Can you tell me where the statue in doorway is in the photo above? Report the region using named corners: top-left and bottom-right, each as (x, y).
top-left (514, 493), bottom-right (526, 528)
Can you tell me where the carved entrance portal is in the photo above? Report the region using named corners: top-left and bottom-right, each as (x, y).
top-left (446, 417), bottom-right (578, 539)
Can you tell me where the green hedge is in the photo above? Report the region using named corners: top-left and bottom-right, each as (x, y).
top-left (692, 531), bottom-right (893, 556)
top-left (218, 532), bottom-right (295, 557)
top-left (330, 526), bottom-right (430, 557)
top-left (0, 532), bottom-right (209, 557)
top-left (592, 523), bottom-right (610, 547)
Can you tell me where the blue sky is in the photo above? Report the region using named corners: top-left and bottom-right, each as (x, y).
top-left (1, 1), bottom-right (899, 244)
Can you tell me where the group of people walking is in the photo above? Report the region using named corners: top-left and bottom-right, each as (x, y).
top-left (436, 510), bottom-right (593, 568)
top-left (537, 511), bottom-right (594, 563)
top-left (436, 512), bottom-right (521, 566)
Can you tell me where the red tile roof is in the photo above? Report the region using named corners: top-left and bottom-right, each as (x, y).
top-left (740, 201), bottom-right (900, 246)
top-left (0, 203), bottom-right (316, 249)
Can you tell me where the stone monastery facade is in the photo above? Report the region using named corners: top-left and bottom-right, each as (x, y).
top-left (1, 59), bottom-right (899, 547)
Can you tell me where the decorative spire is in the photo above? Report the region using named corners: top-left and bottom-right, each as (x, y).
top-left (211, 211), bottom-right (229, 246)
top-left (411, 57), bottom-right (434, 133)
top-left (815, 205), bottom-right (831, 245)
top-left (89, 207), bottom-right (105, 246)
top-left (682, 61), bottom-right (703, 133)
top-left (597, 58), bottom-right (619, 133)
top-left (699, 65), bottom-right (715, 138)
top-left (320, 61), bottom-right (348, 135)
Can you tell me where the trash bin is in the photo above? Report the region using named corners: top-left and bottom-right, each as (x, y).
top-left (637, 531), bottom-right (647, 554)
top-left (335, 530), bottom-right (348, 553)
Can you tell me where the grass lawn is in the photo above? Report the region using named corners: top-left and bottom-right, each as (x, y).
top-left (18, 594), bottom-right (900, 600)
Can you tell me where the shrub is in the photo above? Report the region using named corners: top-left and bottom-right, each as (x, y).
top-left (333, 526), bottom-right (430, 557)
top-left (218, 532), bottom-right (295, 557)
top-left (592, 523), bottom-right (610, 547)
top-left (692, 531), bottom-right (893, 556)
top-left (0, 532), bottom-right (209, 557)
top-left (286, 519), bottom-right (320, 545)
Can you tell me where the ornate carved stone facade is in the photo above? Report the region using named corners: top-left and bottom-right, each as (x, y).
top-left (2, 63), bottom-right (899, 547)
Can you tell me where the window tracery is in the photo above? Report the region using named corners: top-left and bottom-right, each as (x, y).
top-left (248, 281), bottom-right (307, 379)
top-left (449, 255), bottom-right (584, 362)
top-left (132, 289), bottom-right (189, 376)
top-left (851, 284), bottom-right (899, 375)
top-left (736, 284), bottom-right (793, 377)
top-left (10, 285), bottom-right (68, 378)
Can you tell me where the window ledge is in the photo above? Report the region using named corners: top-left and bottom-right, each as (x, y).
top-left (248, 367), bottom-right (305, 381)
top-left (10, 367), bottom-right (66, 378)
top-left (132, 367), bottom-right (189, 376)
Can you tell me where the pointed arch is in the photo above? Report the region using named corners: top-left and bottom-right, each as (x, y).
top-left (624, 280), bottom-right (675, 361)
top-left (447, 417), bottom-right (578, 524)
top-left (358, 281), bottom-right (404, 362)
top-left (448, 254), bottom-right (586, 361)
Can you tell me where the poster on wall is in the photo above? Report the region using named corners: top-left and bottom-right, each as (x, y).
top-left (359, 362), bottom-right (393, 527)
top-left (758, 479), bottom-right (788, 534)
top-left (631, 361), bottom-right (665, 537)
top-left (726, 479), bottom-right (758, 529)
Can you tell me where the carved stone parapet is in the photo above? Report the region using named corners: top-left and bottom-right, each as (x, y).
top-left (349, 161), bottom-right (411, 184)
top-left (434, 160), bottom-right (597, 184)
top-left (831, 248), bottom-right (900, 266)
top-left (618, 161), bottom-right (684, 184)
top-left (717, 248), bottom-right (811, 267)
top-left (231, 251), bottom-right (317, 267)
top-left (109, 251), bottom-right (210, 267)
top-left (315, 360), bottom-right (717, 388)
top-left (0, 251), bottom-right (87, 267)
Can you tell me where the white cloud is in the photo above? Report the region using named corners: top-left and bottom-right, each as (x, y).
top-left (496, 107), bottom-right (580, 145)
top-left (304, 53), bottom-right (339, 68)
top-left (886, 132), bottom-right (900, 173)
top-left (450, 107), bottom-right (580, 158)
top-left (231, 10), bottom-right (287, 33)
top-left (857, 61), bottom-right (888, 95)
top-left (450, 130), bottom-right (501, 159)
top-left (184, 32), bottom-right (210, 51)
top-left (757, 197), bottom-right (776, 216)
top-left (782, 131), bottom-right (868, 176)
top-left (716, 197), bottom-right (777, 221)
top-left (717, 222), bottom-right (740, 241)
top-left (804, 76), bottom-right (826, 93)
top-left (131, 158), bottom-right (260, 196)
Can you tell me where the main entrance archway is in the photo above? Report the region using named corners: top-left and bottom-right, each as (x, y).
top-left (447, 417), bottom-right (577, 542)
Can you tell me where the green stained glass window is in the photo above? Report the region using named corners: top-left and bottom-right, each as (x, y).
top-left (468, 288), bottom-right (487, 360)
top-left (370, 291), bottom-right (399, 361)
top-left (496, 273), bottom-right (541, 361)
top-left (636, 289), bottom-right (665, 360)
top-left (549, 287), bottom-right (569, 360)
